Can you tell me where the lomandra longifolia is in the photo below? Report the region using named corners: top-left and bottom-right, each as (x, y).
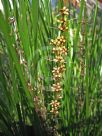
top-left (49, 7), bottom-right (68, 117)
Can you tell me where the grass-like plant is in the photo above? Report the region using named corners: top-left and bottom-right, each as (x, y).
top-left (0, 0), bottom-right (102, 136)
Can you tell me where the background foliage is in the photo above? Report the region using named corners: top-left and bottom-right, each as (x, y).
top-left (0, 0), bottom-right (102, 136)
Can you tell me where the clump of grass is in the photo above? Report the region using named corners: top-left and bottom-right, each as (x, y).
top-left (0, 0), bottom-right (102, 136)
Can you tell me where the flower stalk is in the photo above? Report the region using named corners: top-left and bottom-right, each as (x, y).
top-left (49, 7), bottom-right (68, 116)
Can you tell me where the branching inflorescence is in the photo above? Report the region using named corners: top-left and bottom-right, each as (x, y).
top-left (49, 7), bottom-right (68, 116)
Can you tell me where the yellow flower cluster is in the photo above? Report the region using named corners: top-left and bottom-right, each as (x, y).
top-left (50, 100), bottom-right (60, 115)
top-left (59, 7), bottom-right (68, 32)
top-left (49, 7), bottom-right (68, 116)
top-left (50, 36), bottom-right (66, 46)
top-left (60, 7), bottom-right (69, 15)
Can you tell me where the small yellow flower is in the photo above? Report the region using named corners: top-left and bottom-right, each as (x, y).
top-left (52, 67), bottom-right (64, 81)
top-left (59, 64), bottom-right (66, 73)
top-left (58, 25), bottom-right (68, 32)
top-left (52, 83), bottom-right (62, 92)
top-left (57, 18), bottom-right (66, 24)
top-left (52, 47), bottom-right (62, 55)
top-left (53, 74), bottom-right (62, 81)
top-left (56, 94), bottom-right (63, 99)
top-left (50, 100), bottom-right (60, 107)
top-left (52, 67), bottom-right (60, 74)
top-left (50, 109), bottom-right (59, 115)
top-left (60, 7), bottom-right (69, 15)
top-left (53, 56), bottom-right (65, 63)
top-left (50, 39), bottom-right (57, 45)
top-left (59, 36), bottom-right (66, 44)
top-left (61, 46), bottom-right (67, 55)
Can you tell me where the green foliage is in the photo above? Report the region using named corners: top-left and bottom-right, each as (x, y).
top-left (0, 0), bottom-right (102, 136)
